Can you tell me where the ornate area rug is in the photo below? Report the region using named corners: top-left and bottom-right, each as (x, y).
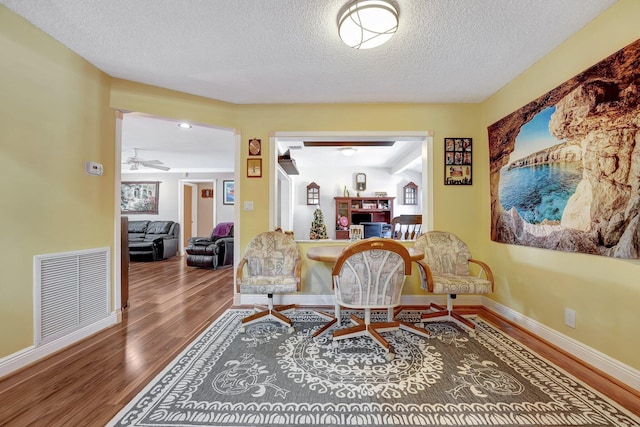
top-left (108, 309), bottom-right (639, 427)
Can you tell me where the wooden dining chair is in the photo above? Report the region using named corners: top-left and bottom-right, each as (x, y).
top-left (391, 215), bottom-right (422, 240)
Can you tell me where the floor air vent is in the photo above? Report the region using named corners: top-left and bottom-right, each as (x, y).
top-left (34, 248), bottom-right (110, 346)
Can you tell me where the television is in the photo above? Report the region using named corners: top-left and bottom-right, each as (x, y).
top-left (360, 222), bottom-right (389, 239)
top-left (351, 213), bottom-right (372, 225)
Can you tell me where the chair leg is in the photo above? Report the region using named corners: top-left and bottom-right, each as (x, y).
top-left (312, 309), bottom-right (337, 337)
top-left (312, 301), bottom-right (342, 337)
top-left (420, 295), bottom-right (477, 335)
top-left (398, 321), bottom-right (431, 338)
top-left (240, 293), bottom-right (295, 333)
top-left (332, 309), bottom-right (399, 359)
top-left (393, 307), bottom-right (431, 339)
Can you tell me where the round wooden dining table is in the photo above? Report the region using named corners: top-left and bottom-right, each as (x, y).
top-left (306, 244), bottom-right (424, 263)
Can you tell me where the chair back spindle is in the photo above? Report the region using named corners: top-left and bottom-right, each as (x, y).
top-left (391, 215), bottom-right (422, 240)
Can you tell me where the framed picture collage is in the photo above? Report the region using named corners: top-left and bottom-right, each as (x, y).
top-left (444, 137), bottom-right (472, 185)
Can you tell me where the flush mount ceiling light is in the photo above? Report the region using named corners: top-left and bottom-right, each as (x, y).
top-left (178, 122), bottom-right (192, 129)
top-left (338, 0), bottom-right (398, 49)
top-left (340, 147), bottom-right (357, 157)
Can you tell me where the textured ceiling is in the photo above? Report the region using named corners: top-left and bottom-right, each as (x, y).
top-left (1, 0), bottom-right (617, 104)
top-left (2, 1), bottom-right (618, 172)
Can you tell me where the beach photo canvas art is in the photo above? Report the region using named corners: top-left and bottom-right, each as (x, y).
top-left (487, 39), bottom-right (640, 258)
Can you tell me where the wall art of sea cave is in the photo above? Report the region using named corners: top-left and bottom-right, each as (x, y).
top-left (487, 38), bottom-right (640, 258)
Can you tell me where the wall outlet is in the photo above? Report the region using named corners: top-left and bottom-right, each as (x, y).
top-left (564, 308), bottom-right (576, 328)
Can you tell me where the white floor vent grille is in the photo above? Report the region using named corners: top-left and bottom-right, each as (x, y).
top-left (34, 248), bottom-right (110, 346)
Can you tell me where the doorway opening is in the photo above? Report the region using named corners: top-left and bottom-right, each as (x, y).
top-left (179, 179), bottom-right (216, 254)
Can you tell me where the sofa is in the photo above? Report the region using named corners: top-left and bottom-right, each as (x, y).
top-left (128, 220), bottom-right (180, 261)
top-left (185, 222), bottom-right (234, 269)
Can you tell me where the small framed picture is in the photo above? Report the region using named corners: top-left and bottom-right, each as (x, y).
top-left (444, 138), bottom-right (472, 185)
top-left (248, 138), bottom-right (261, 156)
top-left (223, 180), bottom-right (234, 205)
top-left (247, 158), bottom-right (262, 178)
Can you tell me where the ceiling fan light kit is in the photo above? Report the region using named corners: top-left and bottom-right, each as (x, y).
top-left (338, 0), bottom-right (398, 49)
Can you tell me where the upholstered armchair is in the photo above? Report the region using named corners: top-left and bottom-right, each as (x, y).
top-left (236, 231), bottom-right (301, 333)
top-left (331, 238), bottom-right (412, 361)
top-left (414, 231), bottom-right (494, 335)
top-left (185, 222), bottom-right (234, 269)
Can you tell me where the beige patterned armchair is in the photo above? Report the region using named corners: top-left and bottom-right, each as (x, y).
top-left (414, 231), bottom-right (494, 335)
top-left (331, 238), bottom-right (412, 361)
top-left (236, 231), bottom-right (301, 333)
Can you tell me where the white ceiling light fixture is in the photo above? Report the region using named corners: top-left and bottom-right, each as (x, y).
top-left (338, 0), bottom-right (398, 50)
top-left (178, 122), bottom-right (192, 129)
top-left (340, 147), bottom-right (358, 157)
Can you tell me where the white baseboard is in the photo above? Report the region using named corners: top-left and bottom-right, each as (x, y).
top-left (0, 312), bottom-right (118, 379)
top-left (483, 297), bottom-right (640, 392)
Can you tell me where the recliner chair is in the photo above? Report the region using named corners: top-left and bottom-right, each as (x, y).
top-left (185, 222), bottom-right (234, 269)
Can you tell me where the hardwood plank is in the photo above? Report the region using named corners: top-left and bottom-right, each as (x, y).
top-left (0, 259), bottom-right (638, 426)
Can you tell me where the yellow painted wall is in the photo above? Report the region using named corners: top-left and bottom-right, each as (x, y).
top-left (241, 103), bottom-right (485, 250)
top-left (0, 7), bottom-right (115, 357)
top-left (479, 0), bottom-right (640, 369)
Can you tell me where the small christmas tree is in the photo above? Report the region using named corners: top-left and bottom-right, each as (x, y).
top-left (309, 206), bottom-right (328, 240)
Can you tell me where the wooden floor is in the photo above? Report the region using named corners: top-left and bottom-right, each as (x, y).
top-left (0, 255), bottom-right (638, 426)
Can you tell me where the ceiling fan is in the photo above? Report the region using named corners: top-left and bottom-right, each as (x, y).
top-left (123, 148), bottom-right (171, 171)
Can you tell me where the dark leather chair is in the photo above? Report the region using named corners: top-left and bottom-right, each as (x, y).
top-left (185, 222), bottom-right (234, 269)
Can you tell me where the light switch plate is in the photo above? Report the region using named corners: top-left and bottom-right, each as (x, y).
top-left (243, 201), bottom-right (254, 211)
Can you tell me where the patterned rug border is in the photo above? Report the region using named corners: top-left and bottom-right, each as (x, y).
top-left (474, 316), bottom-right (640, 421)
top-left (107, 308), bottom-right (640, 427)
top-left (472, 317), bottom-right (640, 424)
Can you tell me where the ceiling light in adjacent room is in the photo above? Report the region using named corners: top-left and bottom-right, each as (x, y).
top-left (338, 0), bottom-right (398, 49)
top-left (340, 147), bottom-right (357, 157)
